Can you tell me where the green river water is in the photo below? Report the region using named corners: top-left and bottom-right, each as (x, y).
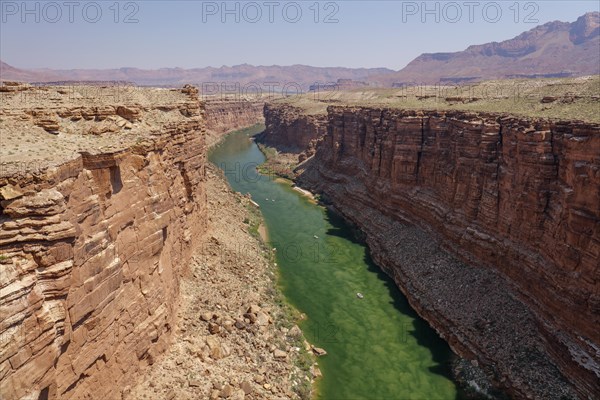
top-left (209, 126), bottom-right (462, 400)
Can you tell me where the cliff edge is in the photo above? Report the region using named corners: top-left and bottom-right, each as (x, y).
top-left (262, 103), bottom-right (599, 399)
top-left (0, 83), bottom-right (207, 399)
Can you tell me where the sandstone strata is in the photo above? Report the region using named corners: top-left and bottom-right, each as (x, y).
top-left (260, 104), bottom-right (327, 162)
top-left (274, 105), bottom-right (600, 399)
top-left (0, 84), bottom-right (207, 399)
top-left (203, 99), bottom-right (264, 146)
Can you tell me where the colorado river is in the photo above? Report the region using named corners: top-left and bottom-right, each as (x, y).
top-left (209, 126), bottom-right (461, 400)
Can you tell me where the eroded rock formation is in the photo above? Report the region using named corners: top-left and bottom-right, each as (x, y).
top-left (267, 105), bottom-right (600, 399)
top-left (260, 104), bottom-right (327, 162)
top-left (0, 85), bottom-right (207, 399)
top-left (203, 99), bottom-right (264, 145)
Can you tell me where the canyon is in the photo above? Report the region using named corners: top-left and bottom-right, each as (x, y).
top-left (261, 104), bottom-right (600, 399)
top-left (1, 78), bottom-right (598, 399)
top-left (3, 4), bottom-right (599, 400)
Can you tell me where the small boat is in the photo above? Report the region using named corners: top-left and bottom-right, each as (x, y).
top-left (356, 293), bottom-right (364, 299)
top-left (313, 235), bottom-right (319, 239)
top-left (272, 199), bottom-right (275, 202)
top-left (266, 198), bottom-right (269, 201)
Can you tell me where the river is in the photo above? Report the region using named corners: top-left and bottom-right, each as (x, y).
top-left (209, 126), bottom-right (462, 400)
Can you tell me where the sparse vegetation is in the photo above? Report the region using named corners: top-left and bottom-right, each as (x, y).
top-left (256, 143), bottom-right (299, 180)
top-left (273, 75), bottom-right (600, 123)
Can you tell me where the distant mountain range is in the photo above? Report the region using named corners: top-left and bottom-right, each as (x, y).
top-left (376, 11), bottom-right (599, 85)
top-left (0, 61), bottom-right (393, 90)
top-left (1, 12), bottom-right (598, 88)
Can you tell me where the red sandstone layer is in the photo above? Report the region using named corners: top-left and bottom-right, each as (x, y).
top-left (0, 86), bottom-right (207, 399)
top-left (260, 104), bottom-right (327, 161)
top-left (204, 99), bottom-right (264, 146)
top-left (266, 105), bottom-right (600, 399)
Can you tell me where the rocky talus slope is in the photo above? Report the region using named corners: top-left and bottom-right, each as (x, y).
top-left (263, 104), bottom-right (599, 399)
top-left (0, 84), bottom-right (208, 399)
top-left (126, 165), bottom-right (316, 400)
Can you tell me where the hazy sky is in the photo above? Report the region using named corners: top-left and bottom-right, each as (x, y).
top-left (1, 1), bottom-right (598, 70)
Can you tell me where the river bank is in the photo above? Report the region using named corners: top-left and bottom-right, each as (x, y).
top-left (126, 143), bottom-right (316, 399)
top-left (213, 129), bottom-right (465, 399)
top-left (255, 138), bottom-right (498, 400)
top-left (257, 101), bottom-right (596, 399)
top-left (255, 143), bottom-right (300, 181)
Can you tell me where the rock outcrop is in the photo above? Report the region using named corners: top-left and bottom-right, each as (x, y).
top-left (285, 105), bottom-right (599, 399)
top-left (260, 104), bottom-right (327, 161)
top-left (0, 85), bottom-right (207, 399)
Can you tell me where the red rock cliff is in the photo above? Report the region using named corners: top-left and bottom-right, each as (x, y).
top-left (0, 86), bottom-right (207, 399)
top-left (203, 99), bottom-right (264, 145)
top-left (292, 106), bottom-right (599, 399)
top-left (260, 104), bottom-right (327, 159)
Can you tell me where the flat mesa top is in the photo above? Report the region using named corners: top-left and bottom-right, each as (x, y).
top-left (0, 83), bottom-right (201, 178)
top-left (274, 76), bottom-right (600, 123)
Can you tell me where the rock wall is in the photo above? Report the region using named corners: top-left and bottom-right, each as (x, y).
top-left (260, 104), bottom-right (326, 161)
top-left (203, 99), bottom-right (264, 145)
top-left (0, 87), bottom-right (207, 399)
top-left (290, 106), bottom-right (599, 399)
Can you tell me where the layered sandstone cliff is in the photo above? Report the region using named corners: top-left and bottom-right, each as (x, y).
top-left (259, 104), bottom-right (327, 161)
top-left (203, 99), bottom-right (264, 146)
top-left (0, 84), bottom-right (207, 399)
top-left (267, 105), bottom-right (600, 399)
